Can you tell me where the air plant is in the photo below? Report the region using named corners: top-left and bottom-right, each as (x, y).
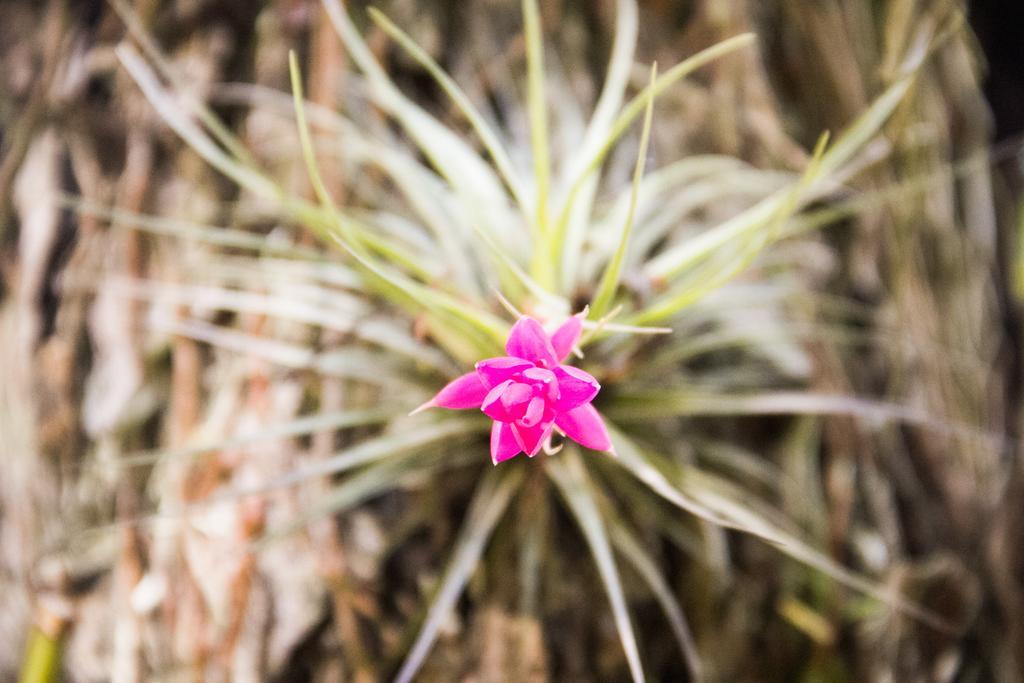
top-left (92, 0), bottom-right (963, 678)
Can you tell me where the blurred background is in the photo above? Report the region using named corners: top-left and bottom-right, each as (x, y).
top-left (2, 0), bottom-right (1023, 680)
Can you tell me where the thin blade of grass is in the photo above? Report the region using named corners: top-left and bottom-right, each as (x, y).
top-left (394, 466), bottom-right (523, 683)
top-left (548, 450), bottom-right (645, 683)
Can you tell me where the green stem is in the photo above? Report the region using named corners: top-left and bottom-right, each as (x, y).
top-left (19, 626), bottom-right (61, 683)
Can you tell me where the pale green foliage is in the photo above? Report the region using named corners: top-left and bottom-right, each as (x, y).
top-left (104, 0), bottom-right (962, 678)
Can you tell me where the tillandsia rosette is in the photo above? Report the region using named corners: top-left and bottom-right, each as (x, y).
top-left (101, 0), bottom-right (963, 679)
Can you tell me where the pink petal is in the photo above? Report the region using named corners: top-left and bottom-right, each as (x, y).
top-left (523, 366), bottom-right (559, 401)
top-left (522, 367), bottom-right (556, 384)
top-left (520, 396), bottom-right (546, 428)
top-left (555, 403), bottom-right (613, 452)
top-left (481, 380), bottom-right (512, 420)
top-left (429, 371), bottom-right (488, 410)
top-left (528, 368), bottom-right (561, 401)
top-left (491, 421), bottom-right (521, 465)
top-left (481, 381), bottom-right (532, 422)
top-left (552, 365), bottom-right (600, 412)
top-left (511, 419), bottom-right (555, 457)
top-left (550, 313), bottom-right (584, 361)
top-left (502, 383), bottom-right (534, 410)
top-left (506, 317), bottom-right (558, 367)
top-left (475, 356), bottom-right (533, 389)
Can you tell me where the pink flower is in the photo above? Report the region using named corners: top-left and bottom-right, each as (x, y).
top-left (419, 314), bottom-right (614, 464)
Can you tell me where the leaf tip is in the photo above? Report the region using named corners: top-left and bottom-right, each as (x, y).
top-left (409, 401), bottom-right (434, 416)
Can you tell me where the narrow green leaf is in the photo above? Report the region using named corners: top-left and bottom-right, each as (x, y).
top-left (116, 44), bottom-right (279, 200)
top-left (553, 34), bottom-right (756, 253)
top-left (89, 274), bottom-right (369, 331)
top-left (555, 0), bottom-right (638, 291)
top-left (394, 466), bottom-right (523, 683)
top-left (212, 82), bottom-right (487, 290)
top-left (548, 451), bottom-right (645, 683)
top-left (122, 43), bottom-right (481, 339)
top-left (628, 133), bottom-right (829, 325)
top-left (676, 467), bottom-right (951, 632)
top-left (605, 389), bottom-right (996, 446)
top-left (289, 51), bottom-right (361, 250)
top-left (517, 478), bottom-right (549, 617)
top-left (610, 523), bottom-right (703, 681)
top-left (607, 424), bottom-right (954, 632)
top-left (148, 317), bottom-right (424, 390)
top-left (118, 408), bottom-right (393, 468)
top-left (324, 1), bottom-right (534, 302)
top-left (60, 195), bottom-right (323, 261)
top-left (209, 419), bottom-right (485, 504)
top-left (367, 7), bottom-right (529, 215)
top-left (86, 421), bottom-right (487, 545)
top-left (257, 446), bottom-right (478, 547)
top-left (570, 0), bottom-right (638, 180)
top-left (286, 61), bottom-right (508, 354)
top-left (321, 0), bottom-right (513, 230)
top-left (607, 424), bottom-right (744, 531)
top-left (590, 62), bottom-right (658, 318)
top-left (597, 156), bottom-right (755, 241)
top-left (643, 76), bottom-right (913, 283)
top-left (109, 0), bottom-right (255, 166)
top-left (295, 200), bottom-right (509, 355)
top-left (523, 0), bottom-right (550, 237)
